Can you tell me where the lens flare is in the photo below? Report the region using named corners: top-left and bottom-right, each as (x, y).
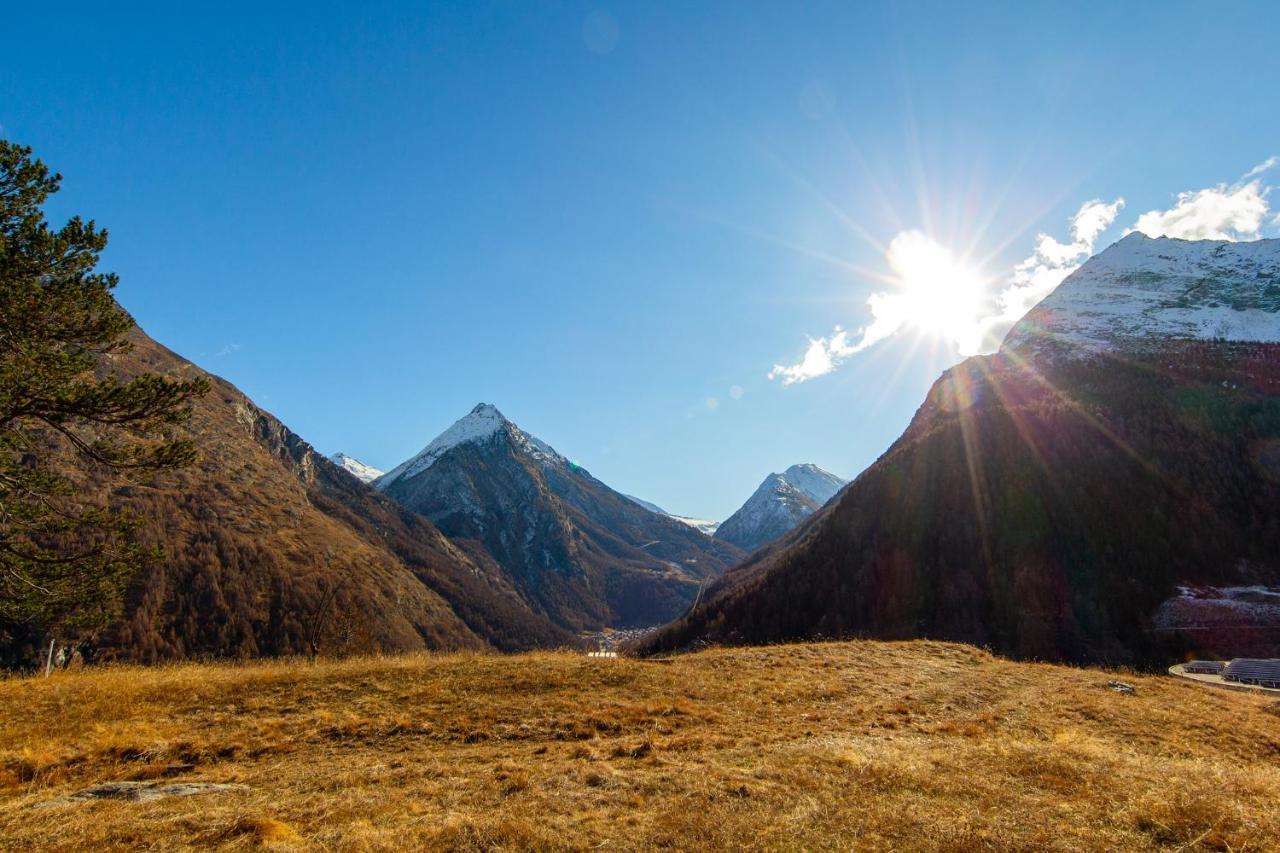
top-left (885, 230), bottom-right (986, 351)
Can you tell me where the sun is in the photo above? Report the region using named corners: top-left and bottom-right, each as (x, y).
top-left (884, 230), bottom-right (988, 349)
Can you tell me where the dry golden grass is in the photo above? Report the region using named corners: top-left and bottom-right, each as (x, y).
top-left (2, 641), bottom-right (1279, 851)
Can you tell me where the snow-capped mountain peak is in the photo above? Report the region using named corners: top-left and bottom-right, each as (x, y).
top-left (781, 463), bottom-right (847, 504)
top-left (372, 403), bottom-right (742, 630)
top-left (714, 464), bottom-right (847, 553)
top-left (1003, 234), bottom-right (1280, 354)
top-left (330, 452), bottom-right (384, 484)
top-left (375, 403), bottom-right (511, 489)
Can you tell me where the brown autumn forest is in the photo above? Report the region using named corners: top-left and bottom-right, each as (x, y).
top-left (2, 324), bottom-right (575, 667)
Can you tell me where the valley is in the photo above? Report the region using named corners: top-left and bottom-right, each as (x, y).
top-left (10, 234), bottom-right (1279, 670)
top-left (5, 12), bottom-right (1280, 850)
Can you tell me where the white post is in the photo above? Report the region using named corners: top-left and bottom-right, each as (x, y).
top-left (44, 638), bottom-right (55, 678)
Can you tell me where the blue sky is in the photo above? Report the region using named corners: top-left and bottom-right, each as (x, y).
top-left (4, 2), bottom-right (1278, 518)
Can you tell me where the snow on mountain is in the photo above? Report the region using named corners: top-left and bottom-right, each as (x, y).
top-left (778, 463), bottom-right (847, 505)
top-left (622, 495), bottom-right (721, 535)
top-left (714, 464), bottom-right (847, 553)
top-left (1004, 233), bottom-right (1280, 354)
top-left (373, 402), bottom-right (545, 489)
top-left (330, 452), bottom-right (384, 484)
top-left (373, 403), bottom-right (743, 630)
top-left (668, 515), bottom-right (721, 536)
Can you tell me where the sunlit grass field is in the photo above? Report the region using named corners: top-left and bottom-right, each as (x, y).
top-left (2, 641), bottom-right (1278, 850)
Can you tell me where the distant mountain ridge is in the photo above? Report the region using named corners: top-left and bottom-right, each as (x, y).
top-left (645, 235), bottom-right (1280, 666)
top-left (375, 404), bottom-right (744, 630)
top-left (714, 464), bottom-right (846, 552)
top-left (622, 494), bottom-right (667, 515)
top-left (621, 494), bottom-right (721, 536)
top-left (668, 514), bottom-right (721, 537)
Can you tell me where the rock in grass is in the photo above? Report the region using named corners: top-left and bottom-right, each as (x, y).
top-left (35, 781), bottom-right (248, 808)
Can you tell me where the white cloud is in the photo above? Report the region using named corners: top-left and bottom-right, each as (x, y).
top-left (1129, 182), bottom-right (1269, 241)
top-left (767, 326), bottom-right (857, 385)
top-left (966, 198), bottom-right (1124, 354)
top-left (1242, 156), bottom-right (1278, 181)
top-left (1126, 157), bottom-right (1276, 242)
top-left (728, 384), bottom-right (745, 400)
top-left (216, 342), bottom-right (242, 357)
top-left (768, 231), bottom-right (981, 384)
top-left (767, 158), bottom-right (1277, 381)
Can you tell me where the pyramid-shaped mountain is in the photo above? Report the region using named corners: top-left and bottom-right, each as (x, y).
top-left (375, 404), bottom-right (744, 630)
top-left (715, 464), bottom-right (846, 552)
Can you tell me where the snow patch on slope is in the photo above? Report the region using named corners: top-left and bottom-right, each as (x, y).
top-left (622, 494), bottom-right (720, 536)
top-left (669, 515), bottom-right (720, 536)
top-left (1003, 234), bottom-right (1280, 354)
top-left (515, 430), bottom-right (569, 470)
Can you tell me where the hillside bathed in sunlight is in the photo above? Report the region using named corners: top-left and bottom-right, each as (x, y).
top-left (5, 643), bottom-right (1280, 850)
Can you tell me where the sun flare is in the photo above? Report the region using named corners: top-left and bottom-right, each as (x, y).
top-left (885, 230), bottom-right (987, 350)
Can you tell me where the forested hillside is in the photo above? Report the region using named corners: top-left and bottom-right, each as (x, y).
top-left (645, 341), bottom-right (1280, 665)
top-left (11, 326), bottom-right (574, 664)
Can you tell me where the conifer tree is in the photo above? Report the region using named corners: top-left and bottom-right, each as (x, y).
top-left (0, 140), bottom-right (208, 659)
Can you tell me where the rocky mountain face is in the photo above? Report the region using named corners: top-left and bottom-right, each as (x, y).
top-left (44, 325), bottom-right (573, 664)
top-left (375, 405), bottom-right (744, 631)
top-left (714, 464), bottom-right (847, 553)
top-left (330, 452), bottom-right (383, 483)
top-left (644, 235), bottom-right (1280, 666)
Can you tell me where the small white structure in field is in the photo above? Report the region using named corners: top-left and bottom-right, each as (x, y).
top-left (587, 650), bottom-right (618, 658)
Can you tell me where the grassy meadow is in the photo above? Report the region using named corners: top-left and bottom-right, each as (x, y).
top-left (2, 641), bottom-right (1279, 850)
